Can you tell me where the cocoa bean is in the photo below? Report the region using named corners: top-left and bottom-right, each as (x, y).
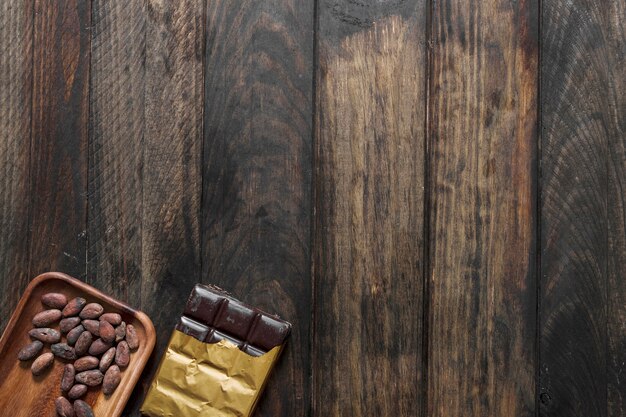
top-left (51, 343), bottom-right (77, 360)
top-left (75, 369), bottom-right (104, 387)
top-left (63, 297), bottom-right (86, 317)
top-left (82, 319), bottom-right (100, 337)
top-left (126, 324), bottom-right (139, 350)
top-left (73, 400), bottom-right (95, 417)
top-left (29, 328), bottom-right (61, 343)
top-left (32, 309), bottom-right (62, 327)
top-left (41, 292), bottom-right (67, 309)
top-left (61, 364), bottom-right (76, 392)
top-left (103, 365), bottom-right (121, 395)
top-left (74, 331), bottom-right (93, 357)
top-left (31, 352), bottom-right (54, 376)
top-left (60, 317), bottom-right (82, 333)
top-left (18, 340), bottom-right (43, 361)
top-left (99, 347), bottom-right (116, 373)
top-left (100, 312), bottom-right (122, 326)
top-left (99, 320), bottom-right (115, 343)
top-left (79, 303), bottom-right (104, 320)
top-left (115, 341), bottom-right (130, 368)
top-left (67, 325), bottom-right (85, 346)
top-left (114, 321), bottom-right (126, 342)
top-left (55, 396), bottom-right (74, 417)
top-left (88, 338), bottom-right (112, 356)
top-left (74, 356), bottom-right (99, 372)
top-left (68, 384), bottom-right (88, 400)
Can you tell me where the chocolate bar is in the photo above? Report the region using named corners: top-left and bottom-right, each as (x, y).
top-left (176, 284), bottom-right (291, 357)
top-left (141, 284), bottom-right (292, 417)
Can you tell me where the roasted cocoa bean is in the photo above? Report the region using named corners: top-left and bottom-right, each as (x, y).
top-left (55, 396), bottom-right (74, 417)
top-left (100, 312), bottom-right (122, 326)
top-left (82, 319), bottom-right (100, 336)
top-left (18, 340), bottom-right (43, 361)
top-left (74, 331), bottom-right (93, 357)
top-left (31, 352), bottom-right (54, 376)
top-left (51, 343), bottom-right (77, 360)
top-left (115, 341), bottom-right (130, 368)
top-left (63, 297), bottom-right (86, 317)
top-left (125, 324), bottom-right (139, 350)
top-left (74, 356), bottom-right (99, 372)
top-left (88, 338), bottom-right (112, 356)
top-left (74, 400), bottom-right (95, 417)
top-left (29, 328), bottom-right (61, 343)
top-left (68, 384), bottom-right (88, 400)
top-left (99, 347), bottom-right (116, 373)
top-left (114, 321), bottom-right (126, 342)
top-left (60, 317), bottom-right (82, 333)
top-left (103, 364), bottom-right (121, 395)
top-left (75, 369), bottom-right (104, 387)
top-left (61, 364), bottom-right (76, 392)
top-left (99, 320), bottom-right (115, 343)
top-left (32, 309), bottom-right (62, 327)
top-left (25, 292), bottom-right (138, 404)
top-left (67, 325), bottom-right (85, 346)
top-left (41, 292), bottom-right (67, 309)
top-left (79, 303), bottom-right (104, 320)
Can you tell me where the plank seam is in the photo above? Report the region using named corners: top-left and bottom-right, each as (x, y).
top-left (604, 7), bottom-right (610, 412)
top-left (308, 0), bottom-right (319, 416)
top-left (25, 0), bottom-right (35, 279)
top-left (199, 0), bottom-right (209, 289)
top-left (421, 0), bottom-right (434, 416)
top-left (309, 0), bottom-right (320, 414)
top-left (86, 0), bottom-right (93, 280)
top-left (535, 0), bottom-right (543, 414)
top-left (139, 0), bottom-right (147, 307)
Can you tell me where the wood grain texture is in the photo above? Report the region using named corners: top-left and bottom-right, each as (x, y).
top-left (88, 0), bottom-right (145, 301)
top-left (427, 0), bottom-right (538, 416)
top-left (607, 2), bottom-right (625, 415)
top-left (1, 0), bottom-right (625, 415)
top-left (89, 2), bottom-right (205, 415)
top-left (540, 0), bottom-right (626, 416)
top-left (124, 1), bottom-right (205, 414)
top-left (313, 1), bottom-right (427, 415)
top-left (0, 1), bottom-right (33, 333)
top-left (29, 0), bottom-right (89, 278)
top-left (201, 0), bottom-right (314, 415)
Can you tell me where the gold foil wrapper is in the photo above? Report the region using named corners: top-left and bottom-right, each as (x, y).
top-left (141, 330), bottom-right (281, 417)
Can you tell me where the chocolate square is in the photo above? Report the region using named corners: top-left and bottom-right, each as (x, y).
top-left (247, 315), bottom-right (292, 351)
top-left (183, 285), bottom-right (223, 325)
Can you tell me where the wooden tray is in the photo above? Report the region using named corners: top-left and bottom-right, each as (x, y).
top-left (0, 272), bottom-right (156, 417)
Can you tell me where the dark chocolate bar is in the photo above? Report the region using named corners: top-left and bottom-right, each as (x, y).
top-left (176, 284), bottom-right (291, 356)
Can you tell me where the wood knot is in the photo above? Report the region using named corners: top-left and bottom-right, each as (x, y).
top-left (326, 0), bottom-right (412, 37)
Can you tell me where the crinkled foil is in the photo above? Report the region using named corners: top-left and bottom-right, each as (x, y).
top-left (141, 330), bottom-right (281, 417)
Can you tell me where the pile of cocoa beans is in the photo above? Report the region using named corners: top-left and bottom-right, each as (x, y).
top-left (17, 292), bottom-right (140, 417)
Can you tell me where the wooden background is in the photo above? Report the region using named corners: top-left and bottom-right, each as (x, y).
top-left (0, 0), bottom-right (623, 416)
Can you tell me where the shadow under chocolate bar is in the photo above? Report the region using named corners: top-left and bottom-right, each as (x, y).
top-left (176, 284), bottom-right (292, 356)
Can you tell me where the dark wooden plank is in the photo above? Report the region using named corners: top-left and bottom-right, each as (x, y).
top-left (88, 0), bottom-right (145, 301)
top-left (28, 0), bottom-right (89, 278)
top-left (0, 1), bottom-right (33, 332)
top-left (540, 0), bottom-right (625, 416)
top-left (313, 2), bottom-right (427, 415)
top-left (122, 1), bottom-right (205, 415)
top-left (201, 0), bottom-right (314, 415)
top-left (90, 2), bottom-right (205, 415)
top-left (140, 0), bottom-right (205, 370)
top-left (427, 0), bottom-right (538, 416)
top-left (607, 3), bottom-right (625, 416)
top-left (0, 0), bottom-right (89, 332)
